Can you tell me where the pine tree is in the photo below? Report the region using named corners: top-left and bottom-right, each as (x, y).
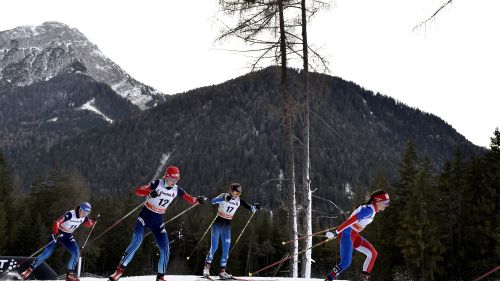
top-left (364, 170), bottom-right (392, 281)
top-left (435, 147), bottom-right (467, 279)
top-left (398, 156), bottom-right (444, 280)
top-left (0, 152), bottom-right (14, 254)
top-left (457, 130), bottom-right (499, 279)
top-left (382, 141), bottom-right (418, 278)
top-left (0, 200), bottom-right (7, 253)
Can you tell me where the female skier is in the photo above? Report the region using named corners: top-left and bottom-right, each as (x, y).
top-left (21, 202), bottom-right (96, 281)
top-left (203, 182), bottom-right (260, 279)
top-left (108, 166), bottom-right (206, 281)
top-left (325, 190), bottom-right (390, 281)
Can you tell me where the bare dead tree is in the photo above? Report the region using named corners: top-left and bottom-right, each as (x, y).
top-left (217, 0), bottom-right (300, 275)
top-left (216, 0), bottom-right (330, 276)
top-left (298, 0), bottom-right (331, 277)
top-left (299, 0), bottom-right (313, 277)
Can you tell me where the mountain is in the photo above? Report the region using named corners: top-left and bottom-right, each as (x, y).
top-left (14, 67), bottom-right (482, 209)
top-left (0, 22), bottom-right (168, 168)
top-left (0, 21), bottom-right (165, 109)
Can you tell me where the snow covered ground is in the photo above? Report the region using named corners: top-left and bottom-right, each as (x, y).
top-left (80, 275), bottom-right (339, 281)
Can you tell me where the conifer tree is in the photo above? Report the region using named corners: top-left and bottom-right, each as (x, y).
top-left (0, 153), bottom-right (11, 253)
top-left (457, 130), bottom-right (499, 278)
top-left (364, 170), bottom-right (392, 281)
top-left (382, 141), bottom-right (418, 278)
top-left (435, 147), bottom-right (466, 279)
top-left (0, 201), bottom-right (7, 253)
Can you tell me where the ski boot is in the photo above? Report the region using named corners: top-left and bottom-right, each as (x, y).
top-left (109, 265), bottom-right (124, 281)
top-left (203, 263), bottom-right (211, 277)
top-left (156, 273), bottom-right (167, 281)
top-left (66, 271), bottom-right (80, 281)
top-left (20, 266), bottom-right (34, 280)
top-left (219, 268), bottom-right (233, 280)
top-left (325, 265), bottom-right (341, 280)
top-left (359, 271), bottom-right (370, 281)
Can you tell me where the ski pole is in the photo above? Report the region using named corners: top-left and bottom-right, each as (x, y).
top-left (81, 214), bottom-right (101, 251)
top-left (144, 204), bottom-right (199, 238)
top-left (281, 226), bottom-right (336, 245)
top-left (472, 265), bottom-right (500, 281)
top-left (29, 240), bottom-right (54, 257)
top-left (229, 211), bottom-right (255, 255)
top-left (249, 237), bottom-right (335, 277)
top-left (186, 214), bottom-right (218, 260)
top-left (85, 202), bottom-right (144, 247)
top-left (312, 194), bottom-right (348, 219)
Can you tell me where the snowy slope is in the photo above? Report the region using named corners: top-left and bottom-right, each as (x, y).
top-left (81, 275), bottom-right (337, 281)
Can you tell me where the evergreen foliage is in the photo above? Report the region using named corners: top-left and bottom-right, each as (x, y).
top-left (0, 73), bottom-right (497, 280)
top-left (0, 130), bottom-right (499, 279)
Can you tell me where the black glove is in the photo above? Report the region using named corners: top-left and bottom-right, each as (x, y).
top-left (253, 203), bottom-right (261, 210)
top-left (225, 194), bottom-right (232, 201)
top-left (150, 189), bottom-right (160, 198)
top-left (197, 196), bottom-right (207, 204)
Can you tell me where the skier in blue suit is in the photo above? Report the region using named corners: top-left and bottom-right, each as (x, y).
top-left (109, 166), bottom-right (206, 281)
top-left (203, 182), bottom-right (260, 279)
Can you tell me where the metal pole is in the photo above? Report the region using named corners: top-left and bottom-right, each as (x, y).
top-left (81, 214), bottom-right (101, 251)
top-left (186, 214), bottom-right (218, 260)
top-left (281, 225), bottom-right (337, 245)
top-left (144, 204), bottom-right (199, 238)
top-left (85, 202), bottom-right (144, 248)
top-left (249, 237), bottom-right (335, 277)
top-left (77, 257), bottom-right (82, 277)
top-left (229, 212), bottom-right (255, 255)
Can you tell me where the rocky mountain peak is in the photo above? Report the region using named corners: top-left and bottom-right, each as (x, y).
top-left (0, 21), bottom-right (165, 109)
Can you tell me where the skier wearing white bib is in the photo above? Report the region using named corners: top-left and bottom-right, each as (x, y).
top-left (203, 183), bottom-right (260, 279)
top-left (325, 190), bottom-right (390, 281)
top-left (20, 202), bottom-right (96, 281)
top-left (109, 166), bottom-right (207, 281)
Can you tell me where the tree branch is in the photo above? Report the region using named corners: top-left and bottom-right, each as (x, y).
top-left (413, 0), bottom-right (454, 31)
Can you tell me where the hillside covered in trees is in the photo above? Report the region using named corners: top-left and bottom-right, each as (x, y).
top-left (0, 130), bottom-right (498, 280)
top-left (8, 67), bottom-right (482, 212)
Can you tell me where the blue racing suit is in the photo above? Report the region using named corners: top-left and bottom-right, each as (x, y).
top-left (205, 193), bottom-right (256, 268)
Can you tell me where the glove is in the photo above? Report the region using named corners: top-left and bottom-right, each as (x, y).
top-left (251, 203), bottom-right (261, 212)
top-left (325, 231), bottom-right (337, 240)
top-left (225, 194), bottom-right (232, 201)
top-left (196, 196), bottom-right (207, 204)
top-left (150, 188), bottom-right (160, 198)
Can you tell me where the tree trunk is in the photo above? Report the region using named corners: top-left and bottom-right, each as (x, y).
top-left (300, 0), bottom-right (312, 278)
top-left (278, 0), bottom-right (298, 277)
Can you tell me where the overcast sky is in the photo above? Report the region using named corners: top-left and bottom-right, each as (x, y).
top-left (2, 0), bottom-right (499, 147)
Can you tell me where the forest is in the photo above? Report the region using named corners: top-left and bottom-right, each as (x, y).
top-left (1, 129), bottom-right (498, 281)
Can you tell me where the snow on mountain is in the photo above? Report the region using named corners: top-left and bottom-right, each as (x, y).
top-left (0, 21), bottom-right (165, 109)
top-left (81, 275), bottom-right (331, 281)
top-left (79, 98), bottom-right (114, 123)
